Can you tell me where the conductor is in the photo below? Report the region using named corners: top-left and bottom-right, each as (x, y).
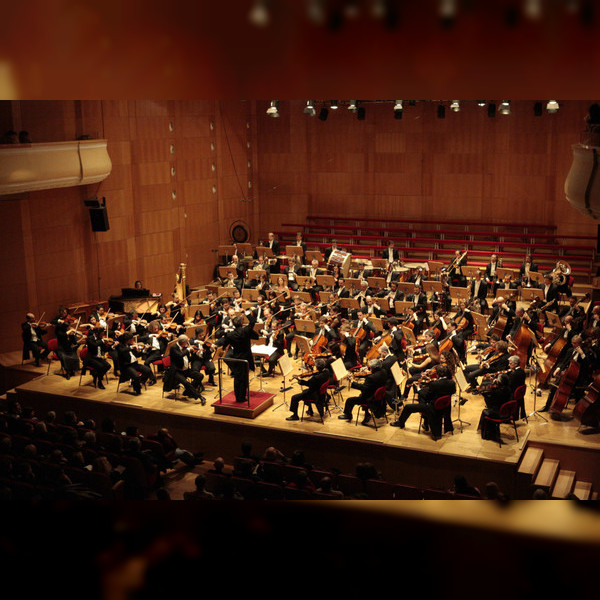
top-left (215, 307), bottom-right (259, 402)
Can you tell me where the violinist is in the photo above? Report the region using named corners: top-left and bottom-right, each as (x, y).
top-left (468, 270), bottom-right (488, 314)
top-left (364, 295), bottom-right (384, 318)
top-left (338, 358), bottom-right (389, 425)
top-left (400, 340), bottom-right (441, 403)
top-left (116, 333), bottom-right (155, 395)
top-left (21, 313), bottom-right (49, 366)
top-left (189, 327), bottom-right (217, 386)
top-left (255, 273), bottom-right (271, 298)
top-left (286, 358), bottom-right (330, 421)
top-left (391, 364), bottom-right (455, 439)
top-left (51, 306), bottom-right (82, 380)
top-left (90, 304), bottom-right (108, 329)
top-left (260, 316), bottom-right (285, 377)
top-left (539, 334), bottom-right (594, 413)
top-left (387, 317), bottom-right (408, 361)
top-left (559, 296), bottom-right (585, 330)
top-left (427, 309), bottom-right (448, 341)
top-left (124, 311), bottom-right (148, 337)
top-left (165, 335), bottom-right (206, 403)
top-left (141, 321), bottom-right (167, 370)
top-left (407, 285), bottom-right (428, 334)
top-left (83, 326), bottom-right (112, 389)
top-left (464, 340), bottom-right (511, 392)
top-left (273, 275), bottom-right (291, 303)
top-left (478, 366), bottom-right (512, 441)
top-left (166, 293), bottom-right (187, 326)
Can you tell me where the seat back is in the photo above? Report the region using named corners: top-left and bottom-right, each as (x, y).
top-left (79, 346), bottom-right (88, 361)
top-left (499, 400), bottom-right (518, 419)
top-left (373, 386), bottom-right (387, 403)
top-left (161, 355), bottom-right (171, 368)
top-left (47, 338), bottom-right (59, 353)
top-left (434, 394), bottom-right (452, 411)
top-left (513, 384), bottom-right (526, 402)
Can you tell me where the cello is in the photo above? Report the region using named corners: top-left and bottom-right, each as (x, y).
top-left (511, 321), bottom-right (533, 369)
top-left (538, 331), bottom-right (568, 389)
top-left (550, 358), bottom-right (580, 415)
top-left (574, 372), bottom-right (600, 428)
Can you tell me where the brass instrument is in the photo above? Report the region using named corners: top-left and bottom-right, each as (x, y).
top-left (551, 260), bottom-right (571, 286)
top-left (441, 250), bottom-right (467, 274)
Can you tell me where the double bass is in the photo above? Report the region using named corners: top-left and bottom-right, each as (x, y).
top-left (550, 357), bottom-right (580, 415)
top-left (538, 331), bottom-right (568, 389)
top-left (573, 372), bottom-right (600, 428)
top-left (511, 321), bottom-right (534, 369)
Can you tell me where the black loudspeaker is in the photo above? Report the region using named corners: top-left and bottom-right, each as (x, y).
top-left (597, 224), bottom-right (600, 253)
top-left (357, 107), bottom-right (365, 120)
top-left (534, 102), bottom-right (543, 116)
top-left (437, 105), bottom-right (445, 119)
top-left (89, 207), bottom-right (110, 232)
top-left (488, 103), bottom-right (496, 118)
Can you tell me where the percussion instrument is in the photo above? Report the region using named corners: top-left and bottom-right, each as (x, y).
top-left (327, 250), bottom-right (352, 278)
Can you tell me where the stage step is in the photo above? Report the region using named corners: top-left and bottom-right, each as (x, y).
top-left (551, 470), bottom-right (576, 499)
top-left (572, 481), bottom-right (593, 501)
top-left (518, 446), bottom-right (544, 478)
top-left (534, 458), bottom-right (560, 493)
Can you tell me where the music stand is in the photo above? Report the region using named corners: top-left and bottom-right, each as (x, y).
top-left (273, 353), bottom-right (294, 411)
top-left (471, 311), bottom-right (490, 341)
top-left (256, 246), bottom-right (274, 259)
top-left (368, 316), bottom-right (384, 332)
top-left (219, 266), bottom-right (237, 279)
top-left (453, 367), bottom-right (471, 432)
top-left (367, 276), bottom-right (386, 290)
top-left (242, 289), bottom-right (260, 302)
top-left (450, 286), bottom-right (470, 304)
top-left (339, 298), bottom-right (360, 311)
top-left (390, 362), bottom-right (408, 425)
top-left (218, 245), bottom-right (237, 261)
top-left (293, 335), bottom-right (312, 368)
top-left (236, 243), bottom-right (253, 256)
top-left (497, 267), bottom-right (518, 281)
top-left (427, 261), bottom-right (444, 277)
top-left (397, 282), bottom-right (415, 295)
top-left (305, 250), bottom-right (324, 264)
top-left (521, 288), bottom-right (544, 302)
top-left (462, 266), bottom-right (483, 278)
top-left (295, 275), bottom-right (311, 288)
top-left (251, 344), bottom-right (276, 392)
top-left (401, 326), bottom-right (417, 345)
top-left (329, 358), bottom-right (349, 412)
top-left (345, 278), bottom-right (363, 291)
top-left (286, 245), bottom-right (304, 259)
top-left (527, 354), bottom-right (548, 422)
top-left (422, 280), bottom-right (442, 294)
top-left (395, 301), bottom-right (414, 316)
top-left (316, 275), bottom-right (335, 289)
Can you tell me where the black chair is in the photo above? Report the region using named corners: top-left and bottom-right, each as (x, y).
top-left (355, 386), bottom-right (388, 431)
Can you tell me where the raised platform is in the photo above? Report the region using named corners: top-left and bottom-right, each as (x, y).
top-left (212, 391), bottom-right (274, 418)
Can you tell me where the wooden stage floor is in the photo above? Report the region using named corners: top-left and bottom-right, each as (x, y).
top-left (3, 348), bottom-right (600, 494)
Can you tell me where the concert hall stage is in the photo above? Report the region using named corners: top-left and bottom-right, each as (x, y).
top-left (2, 353), bottom-right (600, 497)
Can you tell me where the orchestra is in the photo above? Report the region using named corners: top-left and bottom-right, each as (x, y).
top-left (21, 242), bottom-right (600, 439)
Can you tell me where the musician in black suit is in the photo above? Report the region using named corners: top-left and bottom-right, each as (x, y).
top-left (454, 300), bottom-right (475, 339)
top-left (391, 364), bottom-right (456, 438)
top-left (464, 340), bottom-right (510, 391)
top-left (83, 327), bottom-right (112, 389)
top-left (21, 313), bottom-right (49, 366)
top-left (286, 358), bottom-right (330, 421)
top-left (189, 328), bottom-right (217, 385)
top-left (165, 335), bottom-right (205, 403)
top-left (540, 275), bottom-right (560, 314)
top-left (484, 254), bottom-right (501, 295)
top-left (445, 321), bottom-right (467, 365)
top-left (294, 232), bottom-right (308, 263)
top-left (487, 297), bottom-right (516, 339)
top-left (469, 270), bottom-right (488, 314)
top-left (267, 232), bottom-right (280, 257)
top-left (324, 239), bottom-right (341, 261)
top-left (409, 266), bottom-right (427, 287)
top-left (338, 358), bottom-right (389, 425)
top-left (352, 310), bottom-right (377, 361)
top-left (381, 239), bottom-right (400, 265)
top-left (215, 308), bottom-right (259, 402)
top-left (117, 333), bottom-right (155, 395)
top-left (447, 250), bottom-right (467, 287)
top-left (519, 255), bottom-right (538, 288)
top-left (407, 285), bottom-right (428, 334)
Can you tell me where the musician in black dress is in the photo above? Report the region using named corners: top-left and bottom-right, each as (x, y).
top-left (21, 313), bottom-right (49, 366)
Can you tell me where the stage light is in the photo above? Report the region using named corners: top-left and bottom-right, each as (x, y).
top-left (394, 100), bottom-right (403, 111)
top-left (499, 101), bottom-right (511, 115)
top-left (248, 0), bottom-right (270, 27)
top-left (477, 101), bottom-right (486, 107)
top-left (547, 100), bottom-right (560, 114)
top-left (304, 100), bottom-right (316, 117)
top-left (330, 100), bottom-right (339, 110)
top-left (348, 100), bottom-right (358, 112)
top-left (450, 100), bottom-right (460, 112)
top-left (319, 107), bottom-right (329, 121)
top-left (438, 104), bottom-right (446, 119)
top-left (266, 100), bottom-right (279, 117)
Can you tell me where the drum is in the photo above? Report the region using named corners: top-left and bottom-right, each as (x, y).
top-left (327, 250), bottom-right (352, 278)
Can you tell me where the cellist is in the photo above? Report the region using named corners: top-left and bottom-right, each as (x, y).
top-left (540, 334), bottom-right (594, 413)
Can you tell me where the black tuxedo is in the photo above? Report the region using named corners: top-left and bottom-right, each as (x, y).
top-left (381, 247), bottom-right (400, 263)
top-left (216, 310), bottom-right (259, 402)
top-left (117, 343), bottom-right (154, 393)
top-left (289, 369), bottom-right (330, 417)
top-left (83, 336), bottom-right (111, 380)
top-left (343, 366), bottom-right (389, 419)
top-left (164, 342), bottom-right (204, 399)
top-left (21, 321), bottom-right (49, 363)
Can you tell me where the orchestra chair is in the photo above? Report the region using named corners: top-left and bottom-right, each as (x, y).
top-left (77, 347), bottom-right (109, 388)
top-left (483, 400), bottom-right (519, 448)
top-left (45, 338), bottom-right (62, 376)
top-left (301, 380), bottom-right (331, 424)
top-left (418, 395), bottom-right (453, 437)
top-left (513, 384), bottom-right (528, 422)
top-left (116, 369), bottom-right (147, 395)
top-left (355, 385), bottom-right (388, 431)
top-left (159, 355), bottom-right (179, 399)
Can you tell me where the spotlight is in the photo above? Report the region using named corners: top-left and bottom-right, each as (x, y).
top-left (450, 100), bottom-right (460, 112)
top-left (437, 104), bottom-right (446, 119)
top-left (534, 101), bottom-right (543, 116)
top-left (330, 100), bottom-right (339, 110)
top-left (477, 100), bottom-right (486, 107)
top-left (394, 100), bottom-right (403, 119)
top-left (304, 100), bottom-right (316, 117)
top-left (318, 108), bottom-right (329, 121)
top-left (266, 100), bottom-right (279, 117)
top-left (547, 100), bottom-right (560, 113)
top-left (348, 100), bottom-right (358, 113)
top-left (488, 103), bottom-right (496, 117)
top-left (499, 101), bottom-right (511, 115)
top-left (248, 0), bottom-right (270, 27)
